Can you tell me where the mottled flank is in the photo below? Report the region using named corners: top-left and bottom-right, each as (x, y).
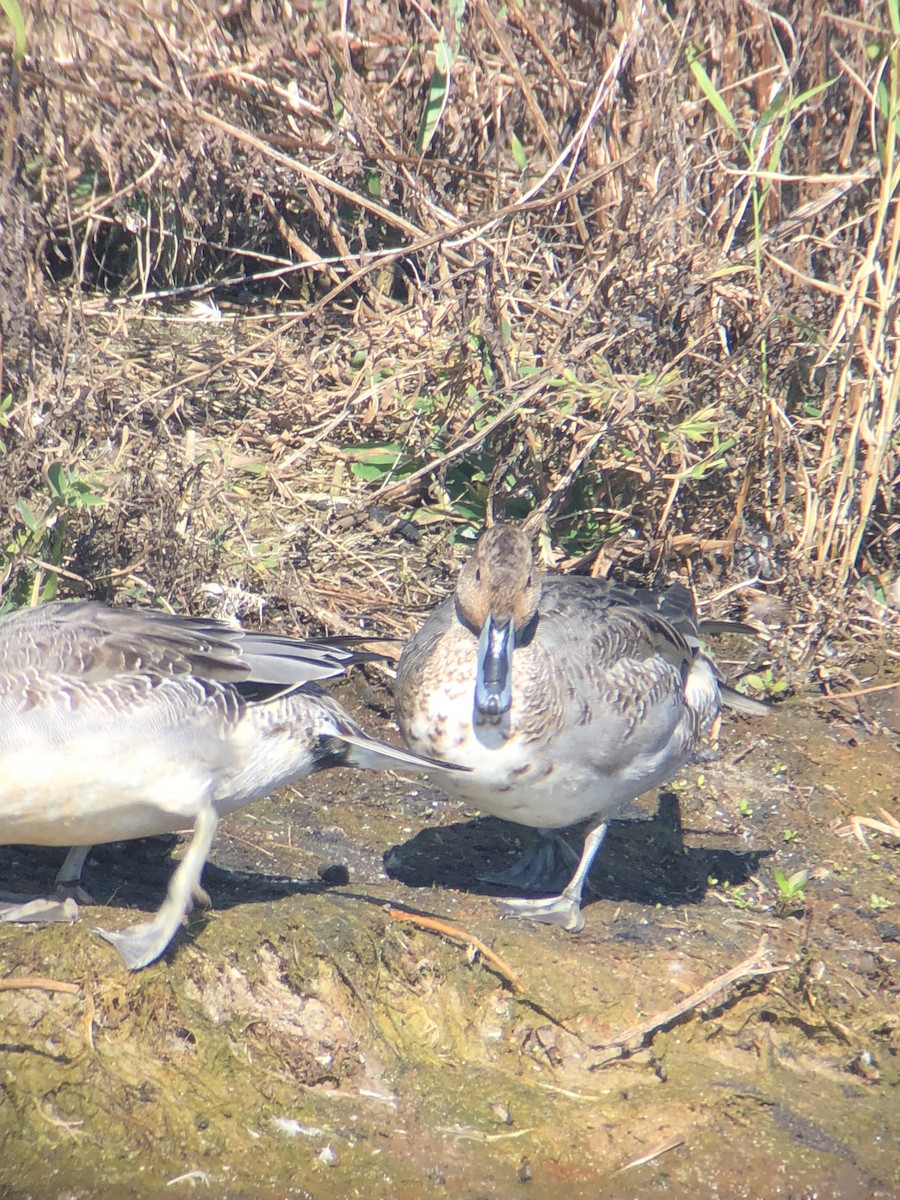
top-left (397, 523), bottom-right (768, 931)
top-left (0, 601), bottom-right (460, 969)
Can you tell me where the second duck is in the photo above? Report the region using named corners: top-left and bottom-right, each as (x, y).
top-left (396, 523), bottom-right (767, 931)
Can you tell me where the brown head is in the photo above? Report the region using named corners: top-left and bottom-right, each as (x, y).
top-left (455, 523), bottom-right (541, 636)
top-left (454, 524), bottom-right (542, 727)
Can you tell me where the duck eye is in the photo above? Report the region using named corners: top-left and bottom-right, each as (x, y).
top-left (526, 574), bottom-right (533, 589)
top-left (475, 568), bottom-right (482, 582)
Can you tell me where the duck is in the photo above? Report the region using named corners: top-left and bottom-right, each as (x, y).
top-left (0, 600), bottom-right (463, 969)
top-left (395, 522), bottom-right (768, 932)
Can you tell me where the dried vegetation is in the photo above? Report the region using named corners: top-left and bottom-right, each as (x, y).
top-left (1, 9), bottom-right (900, 1193)
top-left (0, 0), bottom-right (898, 689)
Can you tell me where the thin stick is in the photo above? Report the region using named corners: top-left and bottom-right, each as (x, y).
top-left (800, 680), bottom-right (899, 703)
top-left (0, 977), bottom-right (80, 995)
top-left (836, 807), bottom-right (900, 847)
top-left (591, 936), bottom-right (786, 1062)
top-left (387, 907), bottom-right (523, 993)
top-left (612, 1136), bottom-right (686, 1175)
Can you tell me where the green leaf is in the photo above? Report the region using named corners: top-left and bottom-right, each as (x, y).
top-left (14, 499), bottom-right (39, 531)
top-left (510, 131), bottom-right (528, 171)
top-left (350, 463), bottom-right (390, 481)
top-left (686, 44), bottom-right (741, 139)
top-left (417, 30), bottom-right (454, 154)
top-left (449, 0), bottom-right (467, 33)
top-left (47, 463), bottom-right (66, 498)
top-left (0, 0), bottom-right (26, 62)
top-left (345, 441), bottom-right (418, 482)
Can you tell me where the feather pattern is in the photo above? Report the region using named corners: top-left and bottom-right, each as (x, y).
top-left (396, 524), bottom-right (768, 931)
top-left (0, 600), bottom-right (461, 969)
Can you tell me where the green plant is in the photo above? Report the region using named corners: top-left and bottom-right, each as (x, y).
top-left (416, 0), bottom-right (467, 154)
top-left (708, 878), bottom-right (752, 910)
top-left (773, 867), bottom-right (808, 915)
top-left (344, 387), bottom-right (533, 541)
top-left (870, 894), bottom-right (892, 912)
top-left (739, 667), bottom-right (789, 700)
top-left (0, 463), bottom-right (105, 610)
top-left (686, 43), bottom-right (836, 279)
top-left (510, 130), bottom-right (528, 172)
top-left (656, 405), bottom-right (737, 482)
top-left (0, 0), bottom-right (26, 62)
top-left (0, 392), bottom-right (13, 452)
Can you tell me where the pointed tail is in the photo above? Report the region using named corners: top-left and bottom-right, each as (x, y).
top-left (337, 730), bottom-right (470, 774)
top-left (720, 684), bottom-right (771, 716)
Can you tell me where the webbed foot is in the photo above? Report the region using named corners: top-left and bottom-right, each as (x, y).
top-left (495, 889), bottom-right (586, 932)
top-left (480, 831), bottom-right (579, 893)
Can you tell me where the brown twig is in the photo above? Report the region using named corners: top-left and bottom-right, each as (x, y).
top-left (800, 680), bottom-right (899, 704)
top-left (611, 1136), bottom-right (686, 1175)
top-left (590, 936), bottom-right (787, 1065)
top-left (835, 807), bottom-right (900, 847)
top-left (387, 907), bottom-right (523, 993)
top-left (0, 976), bottom-right (80, 995)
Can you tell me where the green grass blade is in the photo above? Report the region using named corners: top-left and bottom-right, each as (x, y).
top-left (686, 44), bottom-right (741, 139)
top-left (1, 0), bottom-right (26, 61)
top-left (417, 30), bottom-right (455, 154)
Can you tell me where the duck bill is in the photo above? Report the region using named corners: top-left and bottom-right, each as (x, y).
top-left (474, 614), bottom-right (513, 726)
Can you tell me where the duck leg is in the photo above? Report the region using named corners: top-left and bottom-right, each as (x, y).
top-left (56, 844), bottom-right (92, 888)
top-left (53, 843), bottom-right (98, 904)
top-left (95, 800), bottom-right (218, 970)
top-left (0, 845), bottom-right (91, 923)
top-left (494, 821), bottom-right (609, 933)
top-left (481, 829), bottom-right (581, 893)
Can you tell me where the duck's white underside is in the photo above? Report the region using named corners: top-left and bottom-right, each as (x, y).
top-left (0, 696), bottom-right (322, 847)
top-left (402, 652), bottom-right (719, 829)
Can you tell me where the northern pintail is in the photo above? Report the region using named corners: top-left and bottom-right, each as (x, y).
top-left (396, 523), bottom-right (767, 931)
top-left (0, 600), bottom-right (462, 969)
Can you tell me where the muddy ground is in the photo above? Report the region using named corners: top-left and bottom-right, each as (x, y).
top-left (1, 666), bottom-right (898, 1200)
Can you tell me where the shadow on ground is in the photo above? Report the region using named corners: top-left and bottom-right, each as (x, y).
top-left (383, 795), bottom-right (770, 913)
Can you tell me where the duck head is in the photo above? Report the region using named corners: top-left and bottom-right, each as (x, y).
top-left (455, 524), bottom-right (541, 728)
